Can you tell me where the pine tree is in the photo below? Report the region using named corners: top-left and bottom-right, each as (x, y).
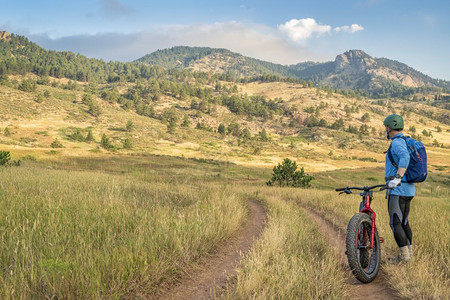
top-left (218, 123), bottom-right (226, 135)
top-left (126, 120), bottom-right (134, 132)
top-left (85, 130), bottom-right (94, 143)
top-left (70, 129), bottom-right (85, 142)
top-left (258, 129), bottom-right (269, 141)
top-left (266, 158), bottom-right (313, 188)
top-left (101, 134), bottom-right (113, 149)
top-left (51, 138), bottom-right (63, 148)
top-left (162, 107), bottom-right (178, 133)
top-left (241, 128), bottom-right (251, 141)
top-left (0, 151), bottom-right (11, 165)
top-left (181, 115), bottom-right (191, 127)
top-left (361, 112), bottom-right (370, 122)
top-left (88, 101), bottom-right (102, 117)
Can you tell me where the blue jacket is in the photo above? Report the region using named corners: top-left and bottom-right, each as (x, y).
top-left (385, 133), bottom-right (415, 196)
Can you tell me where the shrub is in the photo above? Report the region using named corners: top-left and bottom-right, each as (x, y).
top-left (18, 79), bottom-right (37, 92)
top-left (122, 138), bottom-right (132, 149)
top-left (0, 74), bottom-right (11, 86)
top-left (82, 93), bottom-right (94, 105)
top-left (69, 129), bottom-right (85, 142)
top-left (126, 120), bottom-right (134, 132)
top-left (181, 115), bottom-right (191, 128)
top-left (85, 130), bottom-right (94, 143)
top-left (361, 112), bottom-right (370, 122)
top-left (241, 128), bottom-right (251, 141)
top-left (0, 151), bottom-right (11, 166)
top-left (35, 93), bottom-right (44, 103)
top-left (36, 76), bottom-right (50, 85)
top-left (258, 129), bottom-right (269, 141)
top-left (227, 123), bottom-right (241, 137)
top-left (218, 123), bottom-right (226, 134)
top-left (101, 134), bottom-right (113, 149)
top-left (422, 129), bottom-right (432, 137)
top-left (161, 107), bottom-right (178, 133)
top-left (4, 127), bottom-right (11, 136)
top-left (266, 158), bottom-right (314, 188)
top-left (43, 90), bottom-right (51, 98)
top-left (51, 139), bottom-right (64, 148)
top-left (88, 101), bottom-right (102, 117)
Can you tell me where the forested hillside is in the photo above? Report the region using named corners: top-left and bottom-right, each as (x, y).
top-left (137, 47), bottom-right (450, 98)
top-left (0, 31), bottom-right (449, 172)
top-left (1, 32), bottom-right (450, 99)
top-left (135, 46), bottom-right (293, 77)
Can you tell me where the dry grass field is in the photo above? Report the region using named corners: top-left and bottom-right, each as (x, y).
top-left (0, 75), bottom-right (449, 298)
top-left (0, 159), bottom-right (248, 298)
top-left (0, 153), bottom-right (448, 298)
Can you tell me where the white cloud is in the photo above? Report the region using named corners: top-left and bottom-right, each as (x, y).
top-left (278, 18), bottom-right (364, 41)
top-left (278, 18), bottom-right (331, 41)
top-left (27, 21), bottom-right (328, 65)
top-left (334, 24), bottom-right (364, 33)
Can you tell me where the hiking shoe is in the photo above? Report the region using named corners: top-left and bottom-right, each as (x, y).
top-left (388, 246), bottom-right (410, 264)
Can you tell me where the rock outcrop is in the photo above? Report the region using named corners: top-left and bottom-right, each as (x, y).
top-left (334, 50), bottom-right (376, 74)
top-left (0, 31), bottom-right (11, 41)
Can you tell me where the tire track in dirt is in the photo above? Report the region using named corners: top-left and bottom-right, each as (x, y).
top-left (303, 206), bottom-right (400, 300)
top-left (154, 199), bottom-right (266, 300)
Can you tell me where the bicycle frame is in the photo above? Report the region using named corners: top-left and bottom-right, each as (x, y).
top-left (359, 190), bottom-right (376, 249)
top-left (336, 184), bottom-right (387, 249)
top-left (336, 183), bottom-right (387, 283)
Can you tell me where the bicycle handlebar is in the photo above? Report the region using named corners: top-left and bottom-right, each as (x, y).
top-left (335, 184), bottom-right (387, 192)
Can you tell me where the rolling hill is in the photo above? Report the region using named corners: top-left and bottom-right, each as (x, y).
top-left (0, 31), bottom-right (449, 173)
top-left (137, 46), bottom-right (450, 97)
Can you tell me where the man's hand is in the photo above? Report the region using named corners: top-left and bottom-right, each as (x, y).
top-left (388, 177), bottom-right (401, 188)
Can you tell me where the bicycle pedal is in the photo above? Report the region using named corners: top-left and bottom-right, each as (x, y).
top-left (379, 237), bottom-right (385, 243)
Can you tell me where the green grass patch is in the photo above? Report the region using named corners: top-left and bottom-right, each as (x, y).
top-left (0, 165), bottom-right (247, 298)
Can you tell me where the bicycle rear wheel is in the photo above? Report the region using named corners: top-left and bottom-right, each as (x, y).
top-left (346, 213), bottom-right (381, 283)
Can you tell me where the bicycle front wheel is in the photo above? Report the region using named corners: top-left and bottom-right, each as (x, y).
top-left (346, 213), bottom-right (381, 283)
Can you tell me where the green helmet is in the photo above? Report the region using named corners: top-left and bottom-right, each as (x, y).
top-left (383, 114), bottom-right (404, 130)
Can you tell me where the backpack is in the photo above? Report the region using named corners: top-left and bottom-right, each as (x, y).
top-left (387, 135), bottom-right (427, 183)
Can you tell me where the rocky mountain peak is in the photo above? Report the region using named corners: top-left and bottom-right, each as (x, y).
top-left (334, 50), bottom-right (376, 73)
top-left (0, 31), bottom-right (11, 41)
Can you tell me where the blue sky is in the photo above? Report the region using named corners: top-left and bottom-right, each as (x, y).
top-left (1, 0), bottom-right (449, 80)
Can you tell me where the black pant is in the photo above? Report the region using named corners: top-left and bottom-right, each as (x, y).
top-left (388, 195), bottom-right (413, 247)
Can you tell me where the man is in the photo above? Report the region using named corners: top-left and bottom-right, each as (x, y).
top-left (384, 114), bottom-right (414, 263)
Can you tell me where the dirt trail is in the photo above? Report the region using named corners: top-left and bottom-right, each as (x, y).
top-left (154, 199), bottom-right (266, 300)
top-left (304, 207), bottom-right (400, 300)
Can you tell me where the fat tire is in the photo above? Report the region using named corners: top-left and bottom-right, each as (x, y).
top-left (346, 213), bottom-right (381, 283)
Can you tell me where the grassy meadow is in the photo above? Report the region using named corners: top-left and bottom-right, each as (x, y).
top-left (0, 158), bottom-right (248, 299)
top-left (0, 152), bottom-right (448, 299)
